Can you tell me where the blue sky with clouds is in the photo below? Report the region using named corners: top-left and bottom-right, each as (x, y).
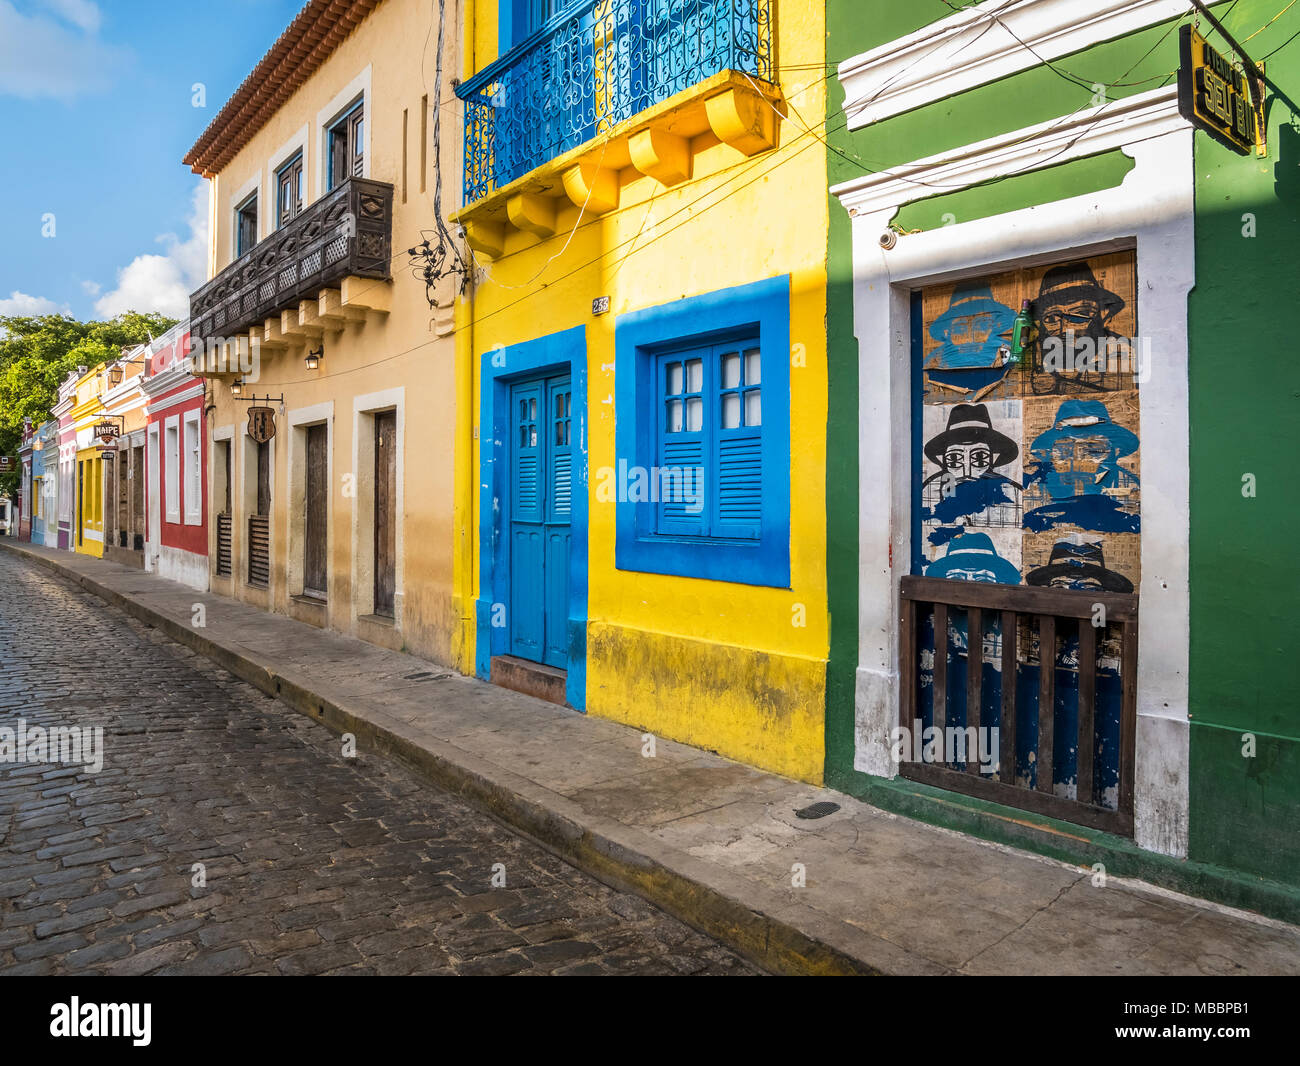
top-left (0, 0), bottom-right (306, 322)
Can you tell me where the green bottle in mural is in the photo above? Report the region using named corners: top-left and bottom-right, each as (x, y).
top-left (1008, 299), bottom-right (1032, 363)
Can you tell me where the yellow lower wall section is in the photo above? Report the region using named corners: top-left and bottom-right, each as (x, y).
top-left (587, 621), bottom-right (825, 784)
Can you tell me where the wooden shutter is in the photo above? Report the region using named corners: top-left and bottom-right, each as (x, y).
top-left (713, 340), bottom-right (762, 539)
top-left (350, 108), bottom-right (364, 177)
top-left (373, 411), bottom-right (397, 616)
top-left (248, 441), bottom-right (270, 588)
top-left (512, 385), bottom-right (543, 524)
top-left (656, 351), bottom-right (707, 536)
top-left (303, 424), bottom-right (328, 597)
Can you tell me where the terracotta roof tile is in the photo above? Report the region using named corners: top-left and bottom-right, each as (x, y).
top-left (183, 0), bottom-right (383, 177)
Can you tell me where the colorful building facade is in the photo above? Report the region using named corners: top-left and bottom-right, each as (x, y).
top-left (28, 419), bottom-right (57, 546)
top-left (141, 323), bottom-right (209, 591)
top-left (52, 366), bottom-right (83, 551)
top-left (824, 0), bottom-right (1299, 889)
top-left (70, 365), bottom-right (109, 558)
top-left (185, 0), bottom-right (460, 654)
top-left (16, 419), bottom-right (33, 542)
top-left (452, 0), bottom-right (829, 779)
top-left (100, 345), bottom-right (150, 569)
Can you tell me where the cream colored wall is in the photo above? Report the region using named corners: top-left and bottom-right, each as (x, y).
top-left (204, 0), bottom-right (463, 664)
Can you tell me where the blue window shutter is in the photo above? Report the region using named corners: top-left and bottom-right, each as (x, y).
top-left (547, 379), bottom-right (572, 521)
top-left (656, 350), bottom-right (707, 536)
top-left (512, 383), bottom-right (543, 523)
top-left (714, 431), bottom-right (761, 539)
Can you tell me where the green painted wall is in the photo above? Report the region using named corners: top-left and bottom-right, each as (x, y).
top-left (1186, 1), bottom-right (1300, 882)
top-left (825, 0), bottom-right (1300, 891)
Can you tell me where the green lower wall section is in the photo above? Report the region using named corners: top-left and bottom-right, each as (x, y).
top-left (1189, 722), bottom-right (1300, 884)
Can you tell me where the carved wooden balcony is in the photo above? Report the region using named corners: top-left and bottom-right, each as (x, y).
top-left (189, 176), bottom-right (394, 346)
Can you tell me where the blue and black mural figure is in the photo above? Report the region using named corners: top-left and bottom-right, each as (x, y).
top-left (1027, 260), bottom-right (1133, 396)
top-left (923, 531), bottom-right (1021, 584)
top-left (1025, 537), bottom-right (1134, 593)
top-left (920, 403), bottom-right (1023, 541)
top-left (1022, 398), bottom-right (1140, 534)
top-left (924, 283), bottom-right (1019, 400)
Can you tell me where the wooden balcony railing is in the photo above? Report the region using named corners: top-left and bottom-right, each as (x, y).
top-left (899, 576), bottom-right (1138, 836)
top-left (188, 177), bottom-right (394, 345)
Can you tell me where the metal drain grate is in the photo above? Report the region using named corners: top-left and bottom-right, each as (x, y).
top-left (794, 801), bottom-right (841, 820)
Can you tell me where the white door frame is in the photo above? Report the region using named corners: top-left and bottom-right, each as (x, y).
top-left (831, 87), bottom-right (1194, 857)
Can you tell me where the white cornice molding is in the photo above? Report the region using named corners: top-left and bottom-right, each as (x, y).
top-left (141, 363), bottom-right (195, 398)
top-left (831, 85), bottom-right (1182, 215)
top-left (838, 0), bottom-right (1227, 129)
top-left (144, 381), bottom-right (205, 417)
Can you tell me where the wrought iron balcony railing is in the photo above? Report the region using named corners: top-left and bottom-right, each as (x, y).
top-left (455, 0), bottom-right (774, 203)
top-left (189, 176), bottom-right (394, 345)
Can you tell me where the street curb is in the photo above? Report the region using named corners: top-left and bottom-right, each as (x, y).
top-left (2, 541), bottom-right (920, 975)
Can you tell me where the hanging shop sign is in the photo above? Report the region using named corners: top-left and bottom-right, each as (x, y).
top-left (247, 406), bottom-right (277, 444)
top-left (94, 421), bottom-right (121, 451)
top-left (1178, 24), bottom-right (1261, 156)
top-left (0, 457), bottom-right (13, 473)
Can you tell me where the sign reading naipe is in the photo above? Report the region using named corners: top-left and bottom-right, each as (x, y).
top-left (94, 421), bottom-right (120, 447)
top-left (247, 406), bottom-right (276, 444)
top-left (1178, 24), bottom-right (1258, 156)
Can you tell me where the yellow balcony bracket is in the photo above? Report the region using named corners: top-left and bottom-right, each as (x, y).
top-left (706, 87), bottom-right (781, 157)
top-left (464, 219), bottom-right (506, 260)
top-left (507, 193), bottom-right (558, 238)
top-left (562, 160), bottom-right (620, 214)
top-left (629, 128), bottom-right (691, 187)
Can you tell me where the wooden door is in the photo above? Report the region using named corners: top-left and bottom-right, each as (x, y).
top-left (373, 411), bottom-right (396, 617)
top-left (508, 373), bottom-right (571, 668)
top-left (303, 424), bottom-right (328, 597)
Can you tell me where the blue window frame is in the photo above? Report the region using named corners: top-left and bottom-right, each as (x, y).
top-left (615, 275), bottom-right (790, 588)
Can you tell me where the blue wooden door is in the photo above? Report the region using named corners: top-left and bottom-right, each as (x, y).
top-left (509, 374), bottom-right (571, 669)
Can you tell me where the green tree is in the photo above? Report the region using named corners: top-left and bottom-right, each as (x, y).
top-left (0, 311), bottom-right (176, 496)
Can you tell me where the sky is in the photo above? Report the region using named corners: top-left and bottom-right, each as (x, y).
top-left (0, 0), bottom-right (307, 323)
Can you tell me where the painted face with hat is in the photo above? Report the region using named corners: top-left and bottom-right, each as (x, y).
top-left (921, 403), bottom-right (1022, 531)
top-left (925, 532), bottom-right (1021, 584)
top-left (926, 283), bottom-right (1019, 371)
top-left (1026, 536), bottom-right (1133, 592)
top-left (1032, 260), bottom-right (1127, 369)
top-left (1029, 399), bottom-right (1138, 500)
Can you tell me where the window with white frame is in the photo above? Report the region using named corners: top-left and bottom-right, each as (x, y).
top-left (165, 421), bottom-right (180, 524)
top-left (184, 411), bottom-right (202, 525)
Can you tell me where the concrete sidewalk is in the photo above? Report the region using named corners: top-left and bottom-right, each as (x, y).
top-left (4, 539), bottom-right (1298, 976)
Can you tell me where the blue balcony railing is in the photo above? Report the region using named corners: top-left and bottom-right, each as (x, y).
top-left (455, 0), bottom-right (773, 202)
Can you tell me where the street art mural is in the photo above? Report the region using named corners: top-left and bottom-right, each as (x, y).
top-left (920, 401), bottom-right (1023, 542)
top-left (911, 251), bottom-right (1140, 805)
top-left (1025, 258), bottom-right (1137, 396)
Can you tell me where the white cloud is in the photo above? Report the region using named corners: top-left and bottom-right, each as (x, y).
top-left (94, 183), bottom-right (208, 320)
top-left (0, 290), bottom-right (71, 316)
top-left (42, 0), bottom-right (98, 33)
top-left (0, 0), bottom-right (127, 99)
top-left (80, 279), bottom-right (100, 297)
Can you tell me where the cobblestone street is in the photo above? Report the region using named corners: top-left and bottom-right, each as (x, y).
top-left (0, 553), bottom-right (757, 975)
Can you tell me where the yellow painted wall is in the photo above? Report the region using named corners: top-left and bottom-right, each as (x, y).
top-left (202, 0), bottom-right (464, 664)
top-left (461, 2), bottom-right (829, 781)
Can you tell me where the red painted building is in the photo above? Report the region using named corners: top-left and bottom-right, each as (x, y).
top-left (141, 322), bottom-right (209, 590)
